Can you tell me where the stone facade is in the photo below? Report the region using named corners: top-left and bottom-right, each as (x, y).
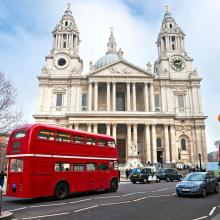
top-left (33, 4), bottom-right (207, 167)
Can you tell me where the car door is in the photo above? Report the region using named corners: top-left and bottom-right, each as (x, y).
top-left (205, 174), bottom-right (212, 192)
top-left (208, 173), bottom-right (217, 191)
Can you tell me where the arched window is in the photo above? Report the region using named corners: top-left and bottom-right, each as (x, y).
top-left (181, 138), bottom-right (186, 150)
top-left (65, 21), bottom-right (68, 26)
top-left (156, 138), bottom-right (161, 148)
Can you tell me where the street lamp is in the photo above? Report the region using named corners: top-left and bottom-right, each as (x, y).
top-left (160, 154), bottom-right (163, 168)
top-left (178, 147), bottom-right (181, 161)
top-left (198, 153), bottom-right (202, 171)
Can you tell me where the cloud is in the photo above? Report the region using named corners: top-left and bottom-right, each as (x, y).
top-left (0, 0), bottom-right (219, 153)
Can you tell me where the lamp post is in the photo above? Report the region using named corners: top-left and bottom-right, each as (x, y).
top-left (198, 153), bottom-right (202, 171)
top-left (178, 147), bottom-right (181, 161)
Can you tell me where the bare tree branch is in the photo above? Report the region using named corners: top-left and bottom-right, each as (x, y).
top-left (0, 71), bottom-right (24, 133)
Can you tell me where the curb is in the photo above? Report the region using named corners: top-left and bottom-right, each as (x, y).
top-left (0, 211), bottom-right (13, 220)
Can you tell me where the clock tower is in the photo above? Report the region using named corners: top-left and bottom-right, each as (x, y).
top-left (154, 5), bottom-right (194, 79)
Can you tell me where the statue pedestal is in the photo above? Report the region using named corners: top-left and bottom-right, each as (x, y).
top-left (126, 156), bottom-right (143, 169)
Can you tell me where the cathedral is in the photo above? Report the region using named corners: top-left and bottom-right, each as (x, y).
top-left (33, 3), bottom-right (207, 167)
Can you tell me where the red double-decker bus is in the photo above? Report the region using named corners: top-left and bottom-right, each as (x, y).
top-left (6, 124), bottom-right (119, 199)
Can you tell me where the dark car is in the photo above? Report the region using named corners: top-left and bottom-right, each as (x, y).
top-left (129, 167), bottom-right (159, 184)
top-left (176, 172), bottom-right (219, 197)
top-left (157, 168), bottom-right (182, 182)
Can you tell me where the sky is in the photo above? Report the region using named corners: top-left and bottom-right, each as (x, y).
top-left (0, 0), bottom-right (219, 153)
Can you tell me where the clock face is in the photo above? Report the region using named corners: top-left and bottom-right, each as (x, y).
top-left (54, 55), bottom-right (69, 69)
top-left (170, 56), bottom-right (185, 71)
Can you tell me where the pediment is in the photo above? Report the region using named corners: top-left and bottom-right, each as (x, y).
top-left (89, 60), bottom-right (154, 78)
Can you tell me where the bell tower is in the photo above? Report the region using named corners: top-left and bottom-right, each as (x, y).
top-left (154, 5), bottom-right (194, 78)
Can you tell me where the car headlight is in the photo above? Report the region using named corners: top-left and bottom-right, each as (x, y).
top-left (193, 184), bottom-right (200, 189)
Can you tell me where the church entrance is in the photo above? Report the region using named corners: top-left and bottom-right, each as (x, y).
top-left (117, 139), bottom-right (126, 163)
top-left (157, 151), bottom-right (163, 164)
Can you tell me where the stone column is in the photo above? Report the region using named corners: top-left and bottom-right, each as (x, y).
top-left (87, 123), bottom-right (92, 133)
top-left (127, 124), bottom-right (132, 157)
top-left (112, 124), bottom-right (117, 140)
top-left (150, 83), bottom-right (155, 112)
top-left (93, 123), bottom-right (98, 134)
top-left (170, 125), bottom-right (177, 163)
top-left (88, 82), bottom-right (92, 111)
top-left (144, 83), bottom-right (149, 112)
top-left (74, 123), bottom-right (79, 130)
top-left (107, 124), bottom-right (111, 136)
top-left (94, 82), bottom-right (98, 111)
top-left (112, 82), bottom-right (116, 111)
top-left (132, 83), bottom-right (136, 111)
top-left (151, 124), bottom-right (157, 163)
top-left (107, 82), bottom-right (111, 111)
top-left (127, 82), bottom-right (131, 111)
top-left (133, 124), bottom-right (138, 155)
top-left (164, 125), bottom-right (170, 163)
top-left (145, 124), bottom-right (151, 163)
top-left (201, 126), bottom-right (208, 163)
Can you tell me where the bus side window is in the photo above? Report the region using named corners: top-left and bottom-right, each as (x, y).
top-left (98, 163), bottom-right (108, 170)
top-left (86, 163), bottom-right (96, 171)
top-left (10, 159), bottom-right (23, 172)
top-left (54, 163), bottom-right (70, 171)
top-left (107, 140), bottom-right (115, 148)
top-left (86, 137), bottom-right (96, 145)
top-left (97, 139), bottom-right (106, 147)
top-left (55, 132), bottom-right (70, 142)
top-left (109, 161), bottom-right (114, 170)
top-left (73, 164), bottom-right (85, 171)
top-left (38, 130), bottom-right (54, 141)
top-left (72, 135), bottom-right (84, 144)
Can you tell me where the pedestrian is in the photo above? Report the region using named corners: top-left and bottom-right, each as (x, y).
top-left (0, 170), bottom-right (6, 188)
top-left (125, 169), bottom-right (129, 180)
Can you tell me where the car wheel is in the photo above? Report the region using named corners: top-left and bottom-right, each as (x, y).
top-left (214, 184), bottom-right (219, 193)
top-left (166, 177), bottom-right (170, 182)
top-left (201, 188), bottom-right (207, 197)
top-left (156, 178), bottom-right (160, 183)
top-left (177, 192), bottom-right (182, 197)
top-left (143, 178), bottom-right (148, 184)
top-left (54, 182), bottom-right (69, 200)
top-left (109, 179), bottom-right (118, 192)
top-left (132, 181), bottom-right (136, 184)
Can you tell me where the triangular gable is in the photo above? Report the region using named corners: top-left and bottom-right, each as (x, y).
top-left (89, 59), bottom-right (154, 78)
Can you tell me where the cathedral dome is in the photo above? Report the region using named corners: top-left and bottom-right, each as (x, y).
top-left (94, 53), bottom-right (119, 69)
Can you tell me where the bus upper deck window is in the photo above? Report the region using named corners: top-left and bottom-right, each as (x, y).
top-left (55, 132), bottom-right (70, 142)
top-left (72, 135), bottom-right (84, 144)
top-left (13, 130), bottom-right (25, 139)
top-left (10, 159), bottom-right (23, 172)
top-left (38, 130), bottom-right (54, 141)
top-left (97, 139), bottom-right (107, 147)
top-left (108, 140), bottom-right (115, 148)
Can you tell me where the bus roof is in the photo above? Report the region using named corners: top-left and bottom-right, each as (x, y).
top-left (13, 123), bottom-right (114, 140)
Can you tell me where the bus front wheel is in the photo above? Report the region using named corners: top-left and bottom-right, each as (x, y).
top-left (55, 182), bottom-right (69, 200)
top-left (109, 179), bottom-right (118, 192)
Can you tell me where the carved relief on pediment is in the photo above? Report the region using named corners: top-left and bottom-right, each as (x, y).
top-left (175, 124), bottom-right (192, 137)
top-left (172, 86), bottom-right (187, 95)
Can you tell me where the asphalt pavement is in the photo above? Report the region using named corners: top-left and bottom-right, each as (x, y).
top-left (2, 181), bottom-right (220, 220)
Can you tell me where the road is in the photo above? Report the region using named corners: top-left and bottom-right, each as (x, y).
top-left (2, 181), bottom-right (220, 220)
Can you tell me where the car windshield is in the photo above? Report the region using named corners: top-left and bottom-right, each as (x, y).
top-left (184, 173), bottom-right (204, 181)
top-left (158, 169), bottom-right (165, 173)
top-left (132, 168), bottom-right (141, 174)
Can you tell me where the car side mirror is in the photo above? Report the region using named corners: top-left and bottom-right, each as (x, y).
top-left (205, 178), bottom-right (210, 182)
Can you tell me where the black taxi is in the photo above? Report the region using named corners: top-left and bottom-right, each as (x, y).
top-left (129, 167), bottom-right (159, 184)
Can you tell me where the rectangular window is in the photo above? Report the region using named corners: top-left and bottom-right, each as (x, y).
top-left (56, 94), bottom-right (63, 107)
top-left (86, 163), bottom-right (96, 171)
top-left (72, 135), bottom-right (84, 144)
top-left (98, 163), bottom-right (108, 170)
top-left (109, 161), bottom-right (114, 170)
top-left (86, 137), bottom-right (96, 145)
top-left (178, 95), bottom-right (184, 111)
top-left (154, 94), bottom-right (160, 111)
top-left (107, 140), bottom-right (115, 148)
top-left (73, 164), bottom-right (85, 172)
top-left (13, 130), bottom-right (26, 139)
top-left (54, 163), bottom-right (70, 171)
top-left (82, 94), bottom-right (87, 111)
top-left (97, 139), bottom-right (107, 146)
top-left (10, 159), bottom-right (23, 172)
top-left (38, 130), bottom-right (54, 140)
top-left (55, 132), bottom-right (70, 142)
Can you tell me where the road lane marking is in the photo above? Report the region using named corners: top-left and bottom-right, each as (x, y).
top-left (149, 194), bottom-right (171, 198)
top-left (193, 216), bottom-right (208, 220)
top-left (121, 192), bottom-right (137, 197)
top-left (69, 198), bottom-right (92, 204)
top-left (8, 207), bottom-right (27, 212)
top-left (29, 202), bottom-right (67, 208)
top-left (154, 187), bottom-right (175, 192)
top-left (75, 205), bottom-right (99, 213)
top-left (21, 212), bottom-right (69, 219)
top-left (94, 195), bottom-right (121, 199)
top-left (133, 197), bottom-right (148, 202)
top-left (209, 206), bottom-right (216, 216)
top-left (171, 193), bottom-right (176, 195)
top-left (101, 201), bottom-right (132, 206)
